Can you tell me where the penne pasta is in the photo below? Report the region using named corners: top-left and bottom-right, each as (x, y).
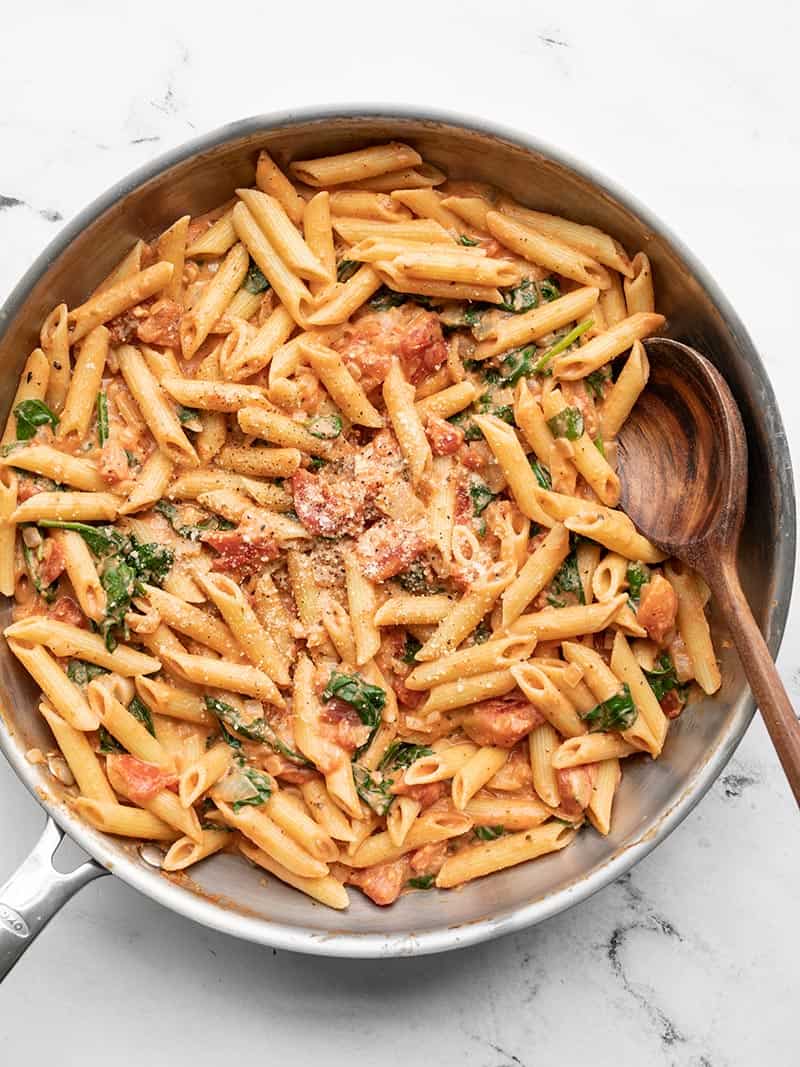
top-left (487, 211), bottom-right (611, 289)
top-left (236, 188), bottom-right (329, 284)
top-left (57, 326), bottom-right (109, 441)
top-left (436, 821), bottom-right (576, 888)
top-left (117, 345), bottom-right (198, 467)
top-left (40, 304), bottom-right (71, 414)
top-left (475, 286), bottom-right (600, 361)
top-left (290, 142), bottom-right (422, 187)
top-left (232, 202), bottom-right (316, 328)
top-left (664, 562), bottom-right (721, 694)
top-left (383, 358), bottom-right (431, 485)
top-left (553, 312), bottom-right (665, 379)
top-left (68, 262), bottom-right (173, 343)
top-left (301, 339), bottom-right (384, 427)
top-left (255, 150), bottom-right (307, 225)
top-left (599, 340), bottom-right (650, 439)
top-left (497, 199), bottom-right (633, 276)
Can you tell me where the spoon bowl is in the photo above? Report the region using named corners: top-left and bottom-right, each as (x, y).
top-left (617, 338), bottom-right (747, 561)
top-left (617, 337), bottom-right (800, 803)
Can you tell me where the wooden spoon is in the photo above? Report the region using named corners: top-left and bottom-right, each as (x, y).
top-left (616, 337), bottom-right (800, 804)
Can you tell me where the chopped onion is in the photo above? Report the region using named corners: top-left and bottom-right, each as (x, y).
top-left (139, 843), bottom-right (165, 869)
top-left (22, 527), bottom-right (42, 548)
top-left (213, 766), bottom-right (260, 805)
top-left (47, 753), bottom-right (75, 786)
top-left (242, 699), bottom-right (264, 722)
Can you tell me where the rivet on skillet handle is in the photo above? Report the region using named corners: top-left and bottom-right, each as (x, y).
top-left (0, 815), bottom-right (107, 981)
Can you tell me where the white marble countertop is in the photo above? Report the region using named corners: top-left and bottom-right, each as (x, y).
top-left (1, 3), bottom-right (798, 1064)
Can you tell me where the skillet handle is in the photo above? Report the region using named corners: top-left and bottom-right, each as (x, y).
top-left (0, 815), bottom-right (107, 981)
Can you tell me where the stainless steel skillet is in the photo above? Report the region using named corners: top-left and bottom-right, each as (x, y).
top-left (0, 107), bottom-right (794, 975)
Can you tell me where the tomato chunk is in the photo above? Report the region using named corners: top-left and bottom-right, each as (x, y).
top-left (333, 305), bottom-right (447, 391)
top-left (425, 415), bottom-right (464, 456)
top-left (137, 298), bottom-right (183, 348)
top-left (202, 529), bottom-right (279, 577)
top-left (462, 698), bottom-right (544, 749)
top-left (48, 595), bottom-right (85, 627)
top-left (291, 468), bottom-right (366, 538)
top-left (355, 519), bottom-right (428, 581)
top-left (391, 778), bottom-right (446, 809)
top-left (348, 857), bottom-right (410, 906)
top-left (39, 539), bottom-right (66, 587)
top-left (556, 765), bottom-right (596, 816)
top-left (637, 575), bottom-right (678, 644)
top-left (108, 754), bottom-right (177, 803)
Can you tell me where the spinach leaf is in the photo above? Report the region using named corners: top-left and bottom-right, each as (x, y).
top-left (208, 719), bottom-right (243, 752)
top-left (37, 521), bottom-right (124, 558)
top-left (447, 410), bottom-right (483, 442)
top-left (308, 456), bottom-right (327, 472)
top-left (458, 234), bottom-right (480, 246)
top-left (337, 259), bottom-right (360, 282)
top-left (204, 696), bottom-right (310, 765)
top-left (474, 825), bottom-right (506, 841)
top-left (96, 392), bottom-right (109, 446)
top-left (472, 620), bottom-right (492, 644)
top-left (476, 393), bottom-right (515, 425)
top-left (643, 654), bottom-right (686, 702)
top-left (232, 766), bottom-right (274, 813)
top-left (492, 404), bottom-right (516, 425)
top-left (352, 763), bottom-right (394, 815)
top-left (499, 345), bottom-right (535, 385)
top-left (396, 561), bottom-right (439, 595)
top-left (585, 366), bottom-right (612, 399)
top-left (243, 260), bottom-right (270, 294)
top-left (546, 406), bottom-right (584, 441)
top-left (626, 561), bottom-right (650, 603)
top-left (123, 539), bottom-right (174, 585)
top-left (553, 551), bottom-right (585, 604)
top-left (14, 398), bottom-right (59, 440)
top-left (155, 500), bottom-right (234, 542)
top-left (129, 694), bottom-right (156, 736)
top-left (499, 278), bottom-right (537, 314)
top-left (476, 364), bottom-right (501, 384)
top-left (594, 435), bottom-right (606, 456)
top-left (407, 874), bottom-right (435, 889)
top-left (439, 304), bottom-right (487, 331)
top-left (307, 414), bottom-right (342, 440)
top-left (378, 740), bottom-right (433, 772)
top-left (469, 478), bottom-right (495, 516)
top-left (98, 726), bottom-right (125, 754)
top-left (322, 671), bottom-right (386, 731)
top-left (538, 278), bottom-right (561, 302)
top-left (582, 684), bottom-right (637, 732)
top-left (530, 458), bottom-right (552, 490)
top-left (368, 287), bottom-right (408, 311)
top-left (51, 528), bottom-right (174, 651)
top-left (533, 318), bottom-right (594, 374)
top-left (176, 405), bottom-right (200, 425)
top-left (401, 632), bottom-right (422, 664)
top-left (21, 542), bottom-right (57, 602)
top-left (100, 560), bottom-right (136, 650)
top-left (66, 659), bottom-right (109, 686)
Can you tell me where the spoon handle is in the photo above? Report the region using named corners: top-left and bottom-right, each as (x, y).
top-left (707, 556), bottom-right (800, 805)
